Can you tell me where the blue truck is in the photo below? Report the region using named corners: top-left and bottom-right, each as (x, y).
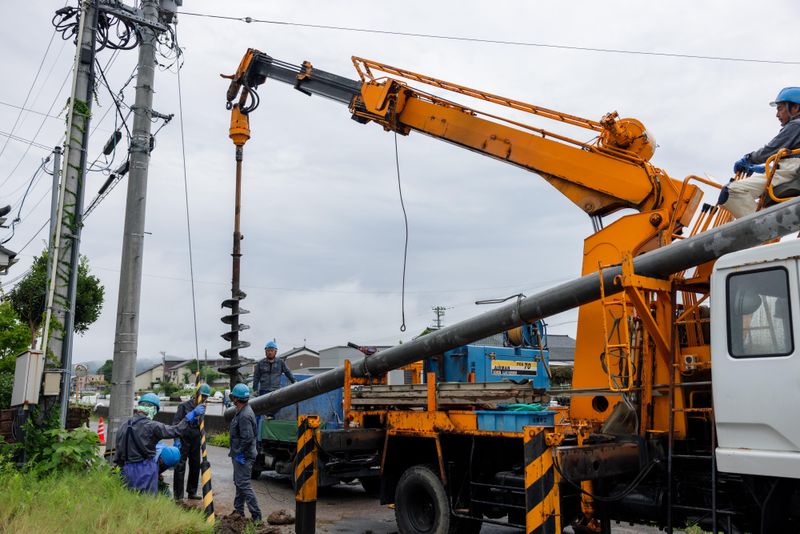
top-left (253, 323), bottom-right (551, 493)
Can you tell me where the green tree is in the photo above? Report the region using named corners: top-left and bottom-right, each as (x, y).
top-left (185, 361), bottom-right (221, 384)
top-left (97, 359), bottom-right (113, 382)
top-left (0, 300), bottom-right (31, 371)
top-left (6, 252), bottom-right (104, 348)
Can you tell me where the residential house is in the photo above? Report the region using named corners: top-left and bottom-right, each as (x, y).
top-left (0, 245), bottom-right (18, 275)
top-left (134, 358), bottom-right (190, 391)
top-left (280, 346), bottom-right (320, 372)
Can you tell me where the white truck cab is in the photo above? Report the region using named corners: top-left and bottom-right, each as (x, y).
top-left (712, 238), bottom-right (800, 479)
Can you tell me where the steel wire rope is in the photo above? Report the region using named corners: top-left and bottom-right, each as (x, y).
top-left (179, 11), bottom-right (800, 66)
top-left (392, 109), bottom-right (409, 333)
top-left (174, 25), bottom-right (201, 362)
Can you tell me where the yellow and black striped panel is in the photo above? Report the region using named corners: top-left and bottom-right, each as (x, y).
top-left (524, 427), bottom-right (560, 534)
top-left (199, 414), bottom-right (215, 522)
top-left (295, 416), bottom-right (318, 502)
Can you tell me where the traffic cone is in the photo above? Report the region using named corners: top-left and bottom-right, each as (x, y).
top-left (97, 417), bottom-right (106, 444)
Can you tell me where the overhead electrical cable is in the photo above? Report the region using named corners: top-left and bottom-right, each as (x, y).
top-left (0, 131), bottom-right (52, 153)
top-left (174, 25), bottom-right (201, 362)
top-left (2, 155), bottom-right (51, 244)
top-left (0, 20), bottom-right (59, 161)
top-left (0, 100), bottom-right (64, 122)
top-left (179, 11), bottom-right (800, 65)
top-left (0, 68), bottom-right (71, 191)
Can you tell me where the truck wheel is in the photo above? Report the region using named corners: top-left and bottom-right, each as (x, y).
top-left (395, 465), bottom-right (454, 534)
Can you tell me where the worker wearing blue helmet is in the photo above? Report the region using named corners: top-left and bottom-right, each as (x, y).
top-left (171, 383), bottom-right (212, 501)
top-left (228, 383), bottom-right (262, 522)
top-left (156, 443), bottom-right (182, 495)
top-left (719, 87), bottom-right (800, 218)
top-left (114, 393), bottom-right (205, 494)
top-left (253, 340), bottom-right (296, 396)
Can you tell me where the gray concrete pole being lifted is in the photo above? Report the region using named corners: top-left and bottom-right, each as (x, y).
top-left (108, 0), bottom-right (163, 445)
top-left (227, 198), bottom-right (800, 421)
top-left (37, 1), bottom-right (97, 429)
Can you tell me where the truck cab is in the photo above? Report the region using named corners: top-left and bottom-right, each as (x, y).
top-left (712, 239), bottom-right (800, 480)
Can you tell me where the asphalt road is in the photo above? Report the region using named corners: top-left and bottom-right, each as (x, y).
top-left (161, 444), bottom-right (673, 534)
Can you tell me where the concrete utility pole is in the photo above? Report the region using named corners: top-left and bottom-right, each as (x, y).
top-left (46, 146), bottom-right (61, 283)
top-left (40, 1), bottom-right (98, 429)
top-left (108, 0), bottom-right (164, 445)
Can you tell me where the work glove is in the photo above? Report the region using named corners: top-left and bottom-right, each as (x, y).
top-left (174, 438), bottom-right (182, 449)
top-left (733, 155), bottom-right (751, 174)
top-left (749, 164), bottom-right (766, 175)
top-left (185, 404), bottom-right (206, 422)
top-left (234, 452), bottom-right (246, 465)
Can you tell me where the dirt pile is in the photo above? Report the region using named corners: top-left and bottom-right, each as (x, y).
top-left (267, 510), bottom-right (295, 525)
top-left (215, 513), bottom-right (282, 534)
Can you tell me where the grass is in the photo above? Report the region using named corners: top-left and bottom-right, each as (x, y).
top-left (0, 465), bottom-right (213, 534)
top-left (208, 431), bottom-right (230, 448)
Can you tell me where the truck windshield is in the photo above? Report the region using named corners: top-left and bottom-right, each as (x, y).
top-left (726, 267), bottom-right (793, 358)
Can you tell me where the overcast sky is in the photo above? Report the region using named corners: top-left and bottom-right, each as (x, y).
top-left (1, 0), bottom-right (798, 364)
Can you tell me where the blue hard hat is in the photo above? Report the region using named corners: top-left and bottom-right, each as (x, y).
top-left (770, 87), bottom-right (800, 107)
top-left (139, 392), bottom-right (161, 411)
top-left (264, 341), bottom-right (278, 350)
top-left (231, 383), bottom-right (250, 400)
top-left (157, 444), bottom-right (181, 468)
top-left (197, 383), bottom-right (212, 397)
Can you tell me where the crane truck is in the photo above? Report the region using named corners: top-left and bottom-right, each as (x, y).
top-left (221, 49), bottom-right (800, 533)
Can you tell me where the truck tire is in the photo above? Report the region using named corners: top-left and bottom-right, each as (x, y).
top-left (395, 464), bottom-right (469, 534)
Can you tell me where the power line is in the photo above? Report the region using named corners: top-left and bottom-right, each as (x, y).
top-left (14, 218), bottom-right (50, 255)
top-left (180, 11), bottom-right (800, 66)
top-left (0, 67), bottom-right (71, 191)
top-left (1, 155), bottom-right (51, 244)
top-left (175, 25), bottom-right (201, 362)
top-left (0, 100), bottom-right (63, 122)
top-left (0, 131), bottom-right (53, 152)
top-left (0, 19), bottom-right (58, 161)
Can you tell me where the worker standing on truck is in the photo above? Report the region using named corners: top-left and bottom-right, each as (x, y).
top-left (253, 340), bottom-right (296, 396)
top-left (228, 383), bottom-right (262, 522)
top-left (171, 383), bottom-right (211, 501)
top-left (719, 87), bottom-right (800, 218)
top-left (114, 393), bottom-right (205, 494)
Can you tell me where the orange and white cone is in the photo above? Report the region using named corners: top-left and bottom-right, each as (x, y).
top-left (97, 416), bottom-right (106, 444)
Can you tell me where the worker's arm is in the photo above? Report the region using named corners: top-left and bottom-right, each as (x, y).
top-left (282, 361), bottom-right (296, 384)
top-left (172, 401), bottom-right (186, 425)
top-left (748, 118), bottom-right (800, 164)
top-left (252, 362), bottom-right (261, 393)
top-left (152, 405), bottom-right (205, 440)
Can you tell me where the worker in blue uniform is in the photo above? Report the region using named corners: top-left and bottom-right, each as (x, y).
top-left (228, 383), bottom-right (262, 522)
top-left (253, 340), bottom-right (296, 396)
top-left (172, 383), bottom-right (211, 500)
top-left (114, 393), bottom-right (205, 494)
top-left (719, 87), bottom-right (800, 218)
